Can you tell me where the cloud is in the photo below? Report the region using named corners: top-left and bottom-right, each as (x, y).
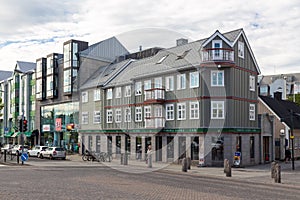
top-left (0, 0), bottom-right (299, 75)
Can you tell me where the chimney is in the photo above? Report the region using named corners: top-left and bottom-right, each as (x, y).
top-left (274, 91), bottom-right (282, 100)
top-left (176, 38), bottom-right (188, 46)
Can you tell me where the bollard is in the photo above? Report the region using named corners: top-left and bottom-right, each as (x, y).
top-left (182, 158), bottom-right (187, 172)
top-left (4, 150), bottom-right (6, 162)
top-left (224, 159), bottom-right (228, 173)
top-left (225, 159), bottom-right (232, 177)
top-left (274, 163), bottom-right (281, 183)
top-left (124, 153), bottom-right (128, 165)
top-left (187, 157), bottom-right (191, 170)
top-left (120, 153), bottom-right (124, 165)
top-left (271, 161), bottom-right (277, 179)
top-left (10, 151), bottom-right (13, 160)
top-left (17, 152), bottom-right (19, 164)
top-left (147, 154), bottom-right (152, 168)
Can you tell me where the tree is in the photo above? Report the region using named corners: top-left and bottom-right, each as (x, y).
top-left (287, 94), bottom-right (300, 106)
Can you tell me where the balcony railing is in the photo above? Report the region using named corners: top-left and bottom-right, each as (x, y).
top-left (202, 48), bottom-right (234, 63)
top-left (145, 117), bottom-right (165, 128)
top-left (144, 88), bottom-right (165, 103)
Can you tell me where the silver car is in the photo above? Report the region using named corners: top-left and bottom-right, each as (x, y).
top-left (39, 147), bottom-right (66, 160)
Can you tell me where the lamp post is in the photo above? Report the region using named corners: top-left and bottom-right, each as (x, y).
top-left (290, 110), bottom-right (295, 170)
top-left (280, 129), bottom-right (285, 161)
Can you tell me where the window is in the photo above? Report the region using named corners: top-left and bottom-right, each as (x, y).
top-left (94, 89), bottom-right (101, 101)
top-left (125, 85), bottom-right (131, 97)
top-left (249, 75), bottom-right (255, 91)
top-left (166, 104), bottom-right (174, 120)
top-left (144, 80), bottom-right (151, 92)
top-left (115, 109), bottom-right (122, 123)
top-left (250, 136), bottom-right (255, 159)
top-left (157, 55), bottom-right (168, 64)
top-left (238, 41), bottom-right (244, 58)
top-left (135, 107), bottom-right (142, 122)
top-left (212, 40), bottom-right (222, 60)
top-left (144, 106), bottom-right (151, 120)
top-left (249, 104), bottom-right (255, 121)
top-left (82, 92), bottom-right (88, 103)
top-left (211, 101), bottom-right (224, 119)
top-left (94, 111), bottom-right (101, 124)
top-left (165, 76), bottom-right (174, 91)
top-left (135, 82), bottom-right (142, 96)
top-left (154, 77), bottom-right (162, 88)
top-left (124, 107), bottom-right (131, 122)
top-left (82, 112), bottom-right (89, 124)
top-left (177, 103), bottom-right (186, 120)
top-left (211, 71), bottom-right (224, 86)
top-left (115, 87), bottom-right (122, 98)
top-left (177, 74), bottom-right (186, 90)
top-left (190, 72), bottom-right (199, 88)
top-left (107, 88), bottom-right (113, 100)
top-left (107, 110), bottom-right (113, 123)
top-left (190, 102), bottom-right (199, 119)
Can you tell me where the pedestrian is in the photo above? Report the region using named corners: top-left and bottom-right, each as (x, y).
top-left (284, 148), bottom-right (291, 163)
top-left (146, 145), bottom-right (152, 164)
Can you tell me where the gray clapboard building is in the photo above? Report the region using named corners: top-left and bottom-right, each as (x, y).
top-left (78, 28), bottom-right (261, 166)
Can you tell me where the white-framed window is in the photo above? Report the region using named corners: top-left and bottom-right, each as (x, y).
top-left (125, 85), bottom-right (131, 97)
top-left (190, 101), bottom-right (199, 119)
top-left (190, 72), bottom-right (199, 88)
top-left (115, 87), bottom-right (122, 98)
top-left (135, 82), bottom-right (142, 96)
top-left (212, 40), bottom-right (222, 60)
top-left (124, 107), bottom-right (131, 122)
top-left (144, 80), bottom-right (151, 92)
top-left (165, 76), bottom-right (174, 91)
top-left (211, 101), bottom-right (225, 119)
top-left (166, 104), bottom-right (174, 120)
top-left (82, 112), bottom-right (89, 124)
top-left (135, 107), bottom-right (142, 122)
top-left (115, 109), bottom-right (122, 123)
top-left (107, 110), bottom-right (113, 123)
top-left (154, 77), bottom-right (162, 88)
top-left (177, 74), bottom-right (186, 90)
top-left (177, 103), bottom-right (186, 120)
top-left (82, 91), bottom-right (88, 103)
top-left (93, 111), bottom-right (101, 124)
top-left (107, 88), bottom-right (113, 100)
top-left (144, 106), bottom-right (151, 121)
top-left (249, 104), bottom-right (255, 121)
top-left (249, 75), bottom-right (256, 92)
top-left (211, 71), bottom-right (224, 86)
top-left (238, 41), bottom-right (244, 58)
top-left (94, 89), bottom-right (101, 101)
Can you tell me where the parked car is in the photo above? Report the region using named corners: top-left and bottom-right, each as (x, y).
top-left (27, 146), bottom-right (48, 157)
top-left (11, 145), bottom-right (29, 155)
top-left (39, 147), bottom-right (66, 160)
top-left (0, 144), bottom-right (13, 154)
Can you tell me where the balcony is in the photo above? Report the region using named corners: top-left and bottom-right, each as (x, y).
top-left (144, 88), bottom-right (165, 104)
top-left (202, 48), bottom-right (234, 64)
top-left (145, 117), bottom-right (165, 128)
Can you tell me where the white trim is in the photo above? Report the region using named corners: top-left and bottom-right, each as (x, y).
top-left (211, 101), bottom-right (225, 119)
top-left (202, 30), bottom-right (232, 47)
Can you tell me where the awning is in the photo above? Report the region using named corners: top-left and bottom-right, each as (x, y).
top-left (4, 131), bottom-right (14, 137)
top-left (11, 132), bottom-right (19, 138)
top-left (24, 131), bottom-right (32, 137)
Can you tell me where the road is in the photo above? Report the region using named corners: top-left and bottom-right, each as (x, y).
top-left (0, 159), bottom-right (300, 200)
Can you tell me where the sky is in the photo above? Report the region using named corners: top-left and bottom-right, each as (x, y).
top-left (0, 0), bottom-right (299, 75)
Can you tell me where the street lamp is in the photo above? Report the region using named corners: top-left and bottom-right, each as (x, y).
top-left (290, 110), bottom-right (295, 170)
top-left (280, 129), bottom-right (285, 161)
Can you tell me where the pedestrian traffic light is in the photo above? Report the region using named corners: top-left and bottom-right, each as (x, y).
top-left (23, 118), bottom-right (28, 132)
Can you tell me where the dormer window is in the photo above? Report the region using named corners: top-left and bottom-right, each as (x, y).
top-left (212, 40), bottom-right (222, 60)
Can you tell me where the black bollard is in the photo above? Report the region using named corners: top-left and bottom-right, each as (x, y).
top-left (187, 157), bottom-right (191, 170)
top-left (182, 158), bottom-right (187, 172)
top-left (17, 151), bottom-right (19, 164)
top-left (4, 150), bottom-right (6, 162)
top-left (271, 161), bottom-right (277, 179)
top-left (274, 163), bottom-right (281, 183)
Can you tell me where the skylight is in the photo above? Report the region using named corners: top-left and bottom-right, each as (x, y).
top-left (156, 55), bottom-right (168, 64)
top-left (177, 49), bottom-right (191, 59)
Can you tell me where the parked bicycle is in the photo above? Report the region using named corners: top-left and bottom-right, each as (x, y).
top-left (82, 149), bottom-right (112, 162)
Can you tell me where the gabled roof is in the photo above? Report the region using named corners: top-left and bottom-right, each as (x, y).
top-left (202, 30), bottom-right (233, 47)
top-left (79, 36), bottom-right (129, 62)
top-left (259, 95), bottom-right (300, 129)
top-left (15, 61), bottom-right (36, 73)
top-left (0, 70), bottom-right (13, 81)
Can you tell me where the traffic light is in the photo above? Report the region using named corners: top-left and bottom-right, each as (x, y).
top-left (18, 119), bottom-right (23, 132)
top-left (23, 118), bottom-right (28, 132)
top-left (66, 123), bottom-right (74, 131)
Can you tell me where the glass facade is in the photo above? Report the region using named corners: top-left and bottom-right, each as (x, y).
top-left (40, 102), bottom-right (79, 152)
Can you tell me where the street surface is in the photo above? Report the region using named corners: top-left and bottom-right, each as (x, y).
top-left (0, 156), bottom-right (300, 200)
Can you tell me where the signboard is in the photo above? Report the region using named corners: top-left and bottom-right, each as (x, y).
top-left (21, 153), bottom-right (29, 162)
top-left (55, 118), bottom-right (62, 131)
top-left (4, 127), bottom-right (8, 134)
top-left (42, 124), bottom-right (50, 132)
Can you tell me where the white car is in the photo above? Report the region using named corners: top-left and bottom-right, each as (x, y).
top-left (11, 145), bottom-right (29, 155)
top-left (1, 144), bottom-right (13, 154)
top-left (27, 146), bottom-right (48, 157)
top-left (39, 147), bottom-right (66, 160)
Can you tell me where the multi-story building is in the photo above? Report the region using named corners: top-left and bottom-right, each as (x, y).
top-left (36, 37), bottom-right (129, 150)
top-left (0, 61), bottom-right (36, 146)
top-left (78, 28), bottom-right (261, 166)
